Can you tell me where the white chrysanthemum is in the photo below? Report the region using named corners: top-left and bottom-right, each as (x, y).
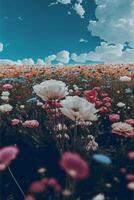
top-left (1, 91), bottom-right (10, 96)
top-left (0, 104), bottom-right (13, 113)
top-left (33, 80), bottom-right (68, 101)
top-left (60, 96), bottom-right (98, 122)
top-left (119, 76), bottom-right (131, 82)
top-left (1, 96), bottom-right (9, 101)
top-left (92, 193), bottom-right (105, 200)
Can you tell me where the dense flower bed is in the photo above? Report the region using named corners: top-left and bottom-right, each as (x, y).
top-left (0, 65), bottom-right (134, 200)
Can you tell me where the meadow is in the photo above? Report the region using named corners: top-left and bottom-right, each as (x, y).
top-left (0, 64), bottom-right (134, 200)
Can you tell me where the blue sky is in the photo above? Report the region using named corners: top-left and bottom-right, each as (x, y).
top-left (0, 0), bottom-right (134, 65)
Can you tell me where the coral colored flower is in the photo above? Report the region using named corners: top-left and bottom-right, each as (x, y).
top-left (109, 114), bottom-right (120, 122)
top-left (60, 152), bottom-right (89, 180)
top-left (22, 120), bottom-right (39, 128)
top-left (112, 122), bottom-right (134, 138)
top-left (3, 84), bottom-right (13, 90)
top-left (11, 119), bottom-right (22, 126)
top-left (0, 146), bottom-right (19, 171)
top-left (125, 119), bottom-right (134, 126)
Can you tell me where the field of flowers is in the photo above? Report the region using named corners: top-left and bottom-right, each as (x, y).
top-left (0, 64), bottom-right (134, 200)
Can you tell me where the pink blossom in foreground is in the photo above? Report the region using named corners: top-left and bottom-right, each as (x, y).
top-left (22, 120), bottom-right (39, 128)
top-left (0, 146), bottom-right (19, 171)
top-left (60, 152), bottom-right (89, 180)
top-left (128, 151), bottom-right (134, 160)
top-left (3, 84), bottom-right (13, 90)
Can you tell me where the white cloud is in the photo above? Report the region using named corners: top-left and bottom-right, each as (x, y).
top-left (71, 53), bottom-right (87, 63)
top-left (22, 58), bottom-right (35, 65)
top-left (37, 59), bottom-right (45, 65)
top-left (86, 42), bottom-right (134, 63)
top-left (0, 59), bottom-right (23, 66)
top-left (79, 38), bottom-right (88, 43)
top-left (45, 55), bottom-right (56, 64)
top-left (73, 3), bottom-right (85, 18)
top-left (58, 0), bottom-right (71, 4)
top-left (0, 43), bottom-right (4, 52)
top-left (56, 50), bottom-right (70, 63)
top-left (88, 0), bottom-right (134, 48)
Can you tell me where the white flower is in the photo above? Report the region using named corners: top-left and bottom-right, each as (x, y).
top-left (33, 80), bottom-right (68, 101)
top-left (119, 76), bottom-right (131, 82)
top-left (92, 193), bottom-right (105, 200)
top-left (0, 104), bottom-right (13, 113)
top-left (117, 102), bottom-right (125, 108)
top-left (60, 96), bottom-right (98, 122)
top-left (20, 105), bottom-right (25, 109)
top-left (1, 96), bottom-right (9, 101)
top-left (1, 91), bottom-right (10, 96)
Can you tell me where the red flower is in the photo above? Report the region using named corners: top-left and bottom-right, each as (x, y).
top-left (109, 114), bottom-right (120, 122)
top-left (84, 90), bottom-right (98, 102)
top-left (0, 146), bottom-right (19, 171)
top-left (60, 152), bottom-right (89, 180)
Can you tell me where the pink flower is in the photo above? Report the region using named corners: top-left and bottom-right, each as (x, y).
top-left (102, 97), bottom-right (112, 103)
top-left (3, 84), bottom-right (13, 90)
top-left (41, 178), bottom-right (61, 193)
top-left (74, 90), bottom-right (81, 96)
top-left (11, 119), bottom-right (22, 126)
top-left (126, 174), bottom-right (134, 182)
top-left (109, 114), bottom-right (120, 123)
top-left (101, 92), bottom-right (109, 97)
top-left (112, 122), bottom-right (134, 138)
top-left (60, 152), bottom-right (89, 180)
top-left (99, 106), bottom-right (109, 113)
top-left (104, 102), bottom-right (112, 108)
top-left (22, 120), bottom-right (39, 128)
top-left (25, 195), bottom-right (36, 200)
top-left (29, 181), bottom-right (45, 193)
top-left (128, 151), bottom-right (134, 160)
top-left (0, 146), bottom-right (19, 171)
top-left (94, 100), bottom-right (103, 108)
top-left (125, 119), bottom-right (134, 126)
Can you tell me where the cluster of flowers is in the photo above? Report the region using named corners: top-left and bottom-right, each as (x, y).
top-left (0, 72), bottom-right (134, 200)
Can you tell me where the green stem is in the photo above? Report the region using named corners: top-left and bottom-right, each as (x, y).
top-left (8, 167), bottom-right (26, 198)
